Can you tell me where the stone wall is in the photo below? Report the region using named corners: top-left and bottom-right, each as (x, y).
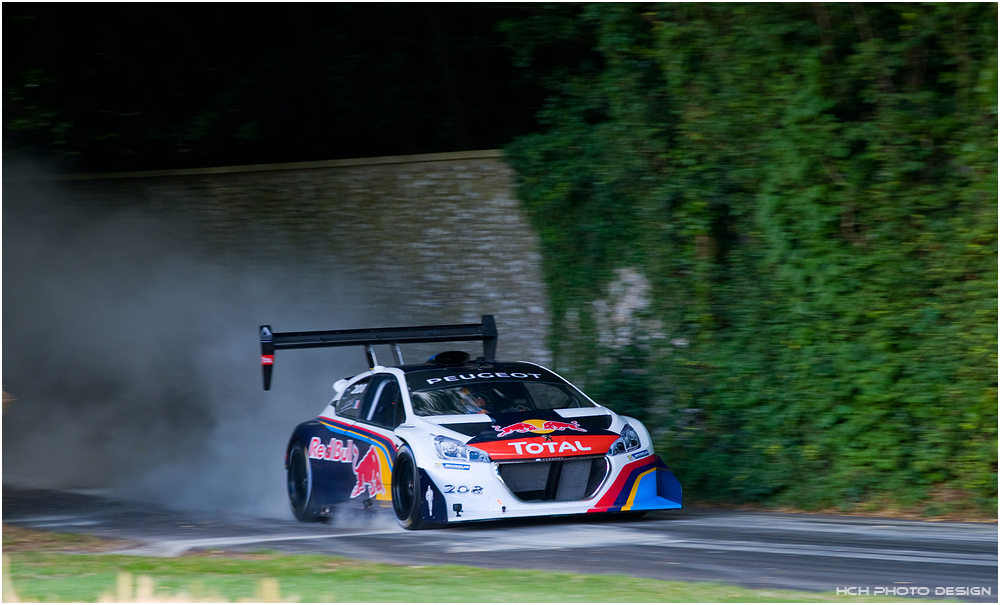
top-left (64, 150), bottom-right (551, 365)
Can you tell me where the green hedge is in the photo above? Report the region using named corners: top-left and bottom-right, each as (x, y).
top-left (503, 4), bottom-right (997, 512)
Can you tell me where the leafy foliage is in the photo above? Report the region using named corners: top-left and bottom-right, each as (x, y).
top-left (503, 3), bottom-right (997, 512)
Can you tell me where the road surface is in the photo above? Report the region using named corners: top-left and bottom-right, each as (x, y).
top-left (3, 486), bottom-right (996, 601)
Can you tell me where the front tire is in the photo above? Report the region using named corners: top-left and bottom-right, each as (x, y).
top-left (287, 442), bottom-right (321, 522)
top-left (392, 445), bottom-right (433, 530)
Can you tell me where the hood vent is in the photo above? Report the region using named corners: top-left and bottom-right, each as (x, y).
top-left (439, 411), bottom-right (613, 438)
top-left (439, 421), bottom-right (496, 437)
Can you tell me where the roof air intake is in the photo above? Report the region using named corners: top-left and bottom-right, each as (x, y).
top-left (429, 350), bottom-right (472, 366)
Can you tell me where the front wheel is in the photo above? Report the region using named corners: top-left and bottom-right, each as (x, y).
top-left (391, 445), bottom-right (435, 530)
top-left (287, 442), bottom-right (321, 522)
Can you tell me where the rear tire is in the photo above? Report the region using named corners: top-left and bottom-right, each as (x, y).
top-left (287, 442), bottom-right (321, 522)
top-left (391, 445), bottom-right (433, 530)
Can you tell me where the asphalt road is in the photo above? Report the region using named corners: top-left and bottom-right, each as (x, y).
top-left (3, 485), bottom-right (996, 601)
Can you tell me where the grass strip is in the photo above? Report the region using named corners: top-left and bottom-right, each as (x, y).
top-left (3, 550), bottom-right (916, 603)
top-left (2, 524), bottom-right (914, 602)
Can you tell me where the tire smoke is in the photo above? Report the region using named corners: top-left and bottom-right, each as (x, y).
top-left (2, 165), bottom-right (376, 518)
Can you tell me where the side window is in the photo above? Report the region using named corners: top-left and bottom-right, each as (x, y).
top-left (366, 378), bottom-right (403, 430)
top-left (393, 390), bottom-right (406, 427)
top-left (335, 378), bottom-right (371, 420)
top-left (357, 375), bottom-right (390, 423)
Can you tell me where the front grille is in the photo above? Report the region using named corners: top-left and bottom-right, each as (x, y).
top-left (496, 456), bottom-right (608, 502)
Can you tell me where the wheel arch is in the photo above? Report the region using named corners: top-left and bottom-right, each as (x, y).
top-left (286, 420), bottom-right (323, 467)
top-left (286, 439), bottom-right (320, 521)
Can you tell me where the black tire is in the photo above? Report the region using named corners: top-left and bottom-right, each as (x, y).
top-left (391, 445), bottom-right (433, 530)
top-left (287, 442), bottom-right (321, 522)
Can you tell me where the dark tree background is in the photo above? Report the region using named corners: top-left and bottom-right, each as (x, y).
top-left (4, 4), bottom-right (543, 172)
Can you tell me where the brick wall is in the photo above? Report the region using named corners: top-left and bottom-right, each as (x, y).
top-left (65, 151), bottom-right (551, 365)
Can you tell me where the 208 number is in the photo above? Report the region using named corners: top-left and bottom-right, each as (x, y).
top-left (443, 485), bottom-right (483, 495)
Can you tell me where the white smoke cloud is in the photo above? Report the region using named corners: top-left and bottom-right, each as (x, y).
top-left (2, 164), bottom-right (377, 519)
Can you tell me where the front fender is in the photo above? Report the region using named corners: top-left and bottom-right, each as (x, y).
top-left (416, 468), bottom-right (450, 524)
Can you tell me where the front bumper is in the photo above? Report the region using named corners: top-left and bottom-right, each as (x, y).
top-left (424, 453), bottom-right (681, 523)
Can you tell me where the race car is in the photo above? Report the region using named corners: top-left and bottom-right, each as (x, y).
top-left (261, 315), bottom-right (681, 529)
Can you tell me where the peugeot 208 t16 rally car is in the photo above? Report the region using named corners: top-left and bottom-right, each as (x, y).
top-left (261, 315), bottom-right (681, 529)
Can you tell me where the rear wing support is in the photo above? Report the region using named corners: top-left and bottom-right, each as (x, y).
top-left (259, 315), bottom-right (498, 390)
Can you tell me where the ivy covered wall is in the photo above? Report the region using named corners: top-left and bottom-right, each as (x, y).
top-left (503, 4), bottom-right (997, 513)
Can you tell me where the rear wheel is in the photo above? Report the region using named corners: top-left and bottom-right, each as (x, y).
top-left (287, 442), bottom-right (321, 522)
top-left (392, 445), bottom-right (433, 530)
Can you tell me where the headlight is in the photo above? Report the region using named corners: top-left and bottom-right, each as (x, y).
top-left (433, 435), bottom-right (491, 463)
top-left (608, 423), bottom-right (641, 456)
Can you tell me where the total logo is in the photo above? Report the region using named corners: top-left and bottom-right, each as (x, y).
top-left (493, 419), bottom-right (586, 438)
top-left (508, 440), bottom-right (593, 455)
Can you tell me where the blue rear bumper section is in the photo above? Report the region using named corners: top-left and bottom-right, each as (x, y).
top-left (628, 457), bottom-right (683, 511)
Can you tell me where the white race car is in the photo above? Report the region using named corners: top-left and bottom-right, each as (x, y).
top-left (261, 316), bottom-right (682, 529)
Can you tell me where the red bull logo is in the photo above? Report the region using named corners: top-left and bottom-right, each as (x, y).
top-left (308, 436), bottom-right (357, 463)
top-left (493, 419), bottom-right (586, 438)
top-left (351, 447), bottom-right (386, 499)
top-left (509, 439), bottom-right (593, 455)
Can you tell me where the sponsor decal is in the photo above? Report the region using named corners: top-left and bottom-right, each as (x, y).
top-left (508, 440), bottom-right (593, 455)
top-left (308, 436), bottom-right (358, 463)
top-left (316, 417), bottom-right (396, 501)
top-left (493, 419), bottom-right (586, 438)
top-left (351, 447), bottom-right (386, 499)
top-left (426, 372), bottom-right (543, 386)
top-left (443, 485), bottom-right (483, 495)
top-left (426, 486), bottom-right (434, 516)
top-left (261, 355), bottom-right (274, 365)
top-left (626, 449), bottom-right (650, 461)
top-left (435, 462), bottom-right (471, 471)
top-left (474, 433), bottom-right (619, 460)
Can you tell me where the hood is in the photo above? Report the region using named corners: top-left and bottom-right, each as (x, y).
top-left (451, 409), bottom-right (619, 461)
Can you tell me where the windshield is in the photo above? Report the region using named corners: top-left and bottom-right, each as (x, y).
top-left (409, 380), bottom-right (595, 417)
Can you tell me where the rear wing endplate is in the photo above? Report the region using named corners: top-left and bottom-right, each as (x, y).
top-left (259, 315), bottom-right (498, 390)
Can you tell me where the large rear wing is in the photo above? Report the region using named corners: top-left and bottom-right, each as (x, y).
top-left (259, 315), bottom-right (498, 390)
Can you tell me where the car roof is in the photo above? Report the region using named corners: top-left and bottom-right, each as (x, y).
top-left (387, 360), bottom-right (567, 390)
top-left (395, 360), bottom-right (541, 373)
